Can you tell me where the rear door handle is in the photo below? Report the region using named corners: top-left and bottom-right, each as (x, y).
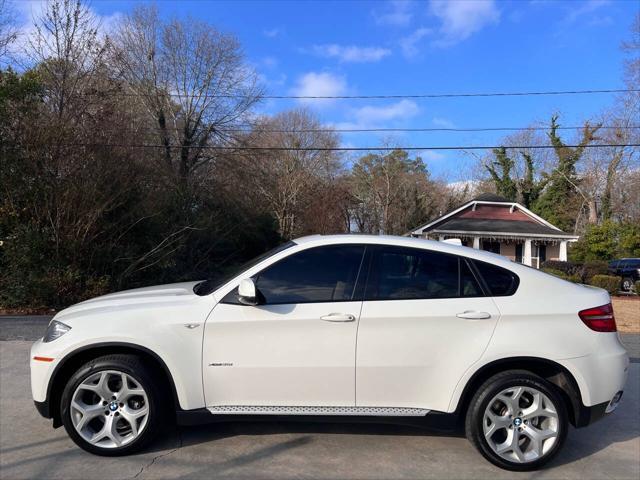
top-left (320, 313), bottom-right (356, 322)
top-left (456, 311), bottom-right (492, 320)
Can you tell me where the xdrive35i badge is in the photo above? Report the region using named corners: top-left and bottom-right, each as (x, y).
top-left (209, 362), bottom-right (233, 367)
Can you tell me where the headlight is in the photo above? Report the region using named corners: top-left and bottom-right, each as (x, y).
top-left (43, 320), bottom-right (71, 343)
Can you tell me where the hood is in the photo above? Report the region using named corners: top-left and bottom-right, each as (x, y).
top-left (54, 281), bottom-right (202, 322)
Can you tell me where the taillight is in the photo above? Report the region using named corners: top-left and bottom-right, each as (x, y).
top-left (579, 303), bottom-right (617, 332)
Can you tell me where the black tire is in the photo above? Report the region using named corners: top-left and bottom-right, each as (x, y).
top-left (622, 277), bottom-right (633, 292)
top-left (60, 354), bottom-right (165, 456)
top-left (465, 370), bottom-right (568, 471)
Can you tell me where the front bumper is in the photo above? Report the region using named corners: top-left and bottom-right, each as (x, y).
top-left (30, 339), bottom-right (59, 404)
top-left (34, 399), bottom-right (51, 419)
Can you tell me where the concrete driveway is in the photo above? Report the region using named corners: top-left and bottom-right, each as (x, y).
top-left (0, 322), bottom-right (639, 479)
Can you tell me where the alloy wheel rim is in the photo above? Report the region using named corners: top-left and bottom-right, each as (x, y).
top-left (482, 386), bottom-right (560, 463)
top-left (70, 370), bottom-right (149, 448)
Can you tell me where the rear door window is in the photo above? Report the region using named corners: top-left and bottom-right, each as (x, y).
top-left (365, 246), bottom-right (483, 300)
top-left (472, 260), bottom-right (519, 296)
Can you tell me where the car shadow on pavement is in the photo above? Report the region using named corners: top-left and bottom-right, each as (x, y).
top-left (179, 419), bottom-right (463, 447)
top-left (140, 412), bottom-right (639, 469)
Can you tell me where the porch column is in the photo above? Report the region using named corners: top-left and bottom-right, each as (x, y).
top-left (523, 239), bottom-right (532, 266)
top-left (559, 240), bottom-right (568, 261)
top-left (472, 236), bottom-right (480, 249)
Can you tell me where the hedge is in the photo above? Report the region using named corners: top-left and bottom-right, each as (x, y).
top-left (589, 275), bottom-right (621, 295)
top-left (580, 260), bottom-right (609, 282)
top-left (541, 268), bottom-right (582, 283)
top-left (541, 260), bottom-right (580, 276)
top-left (541, 260), bottom-right (610, 283)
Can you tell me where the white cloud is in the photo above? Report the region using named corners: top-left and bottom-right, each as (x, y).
top-left (419, 150), bottom-right (447, 162)
top-left (310, 44), bottom-right (391, 63)
top-left (432, 117), bottom-right (455, 128)
top-left (565, 0), bottom-right (610, 24)
top-left (400, 27), bottom-right (431, 58)
top-left (353, 99), bottom-right (420, 125)
top-left (261, 56), bottom-right (279, 69)
top-left (291, 72), bottom-right (348, 107)
top-left (429, 0), bottom-right (500, 47)
top-left (448, 179), bottom-right (479, 192)
top-left (374, 0), bottom-right (413, 27)
top-left (263, 28), bottom-right (280, 38)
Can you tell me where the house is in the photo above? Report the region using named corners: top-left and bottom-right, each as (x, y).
top-left (408, 193), bottom-right (579, 268)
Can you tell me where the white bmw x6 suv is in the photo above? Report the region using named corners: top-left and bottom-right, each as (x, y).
top-left (31, 235), bottom-right (628, 470)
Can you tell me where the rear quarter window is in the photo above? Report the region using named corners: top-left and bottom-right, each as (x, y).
top-left (472, 260), bottom-right (519, 296)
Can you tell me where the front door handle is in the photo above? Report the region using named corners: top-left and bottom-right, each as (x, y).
top-left (456, 311), bottom-right (492, 320)
top-left (320, 313), bottom-right (356, 322)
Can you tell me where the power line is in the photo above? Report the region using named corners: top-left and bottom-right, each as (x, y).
top-left (19, 143), bottom-right (640, 151)
top-left (115, 124), bottom-right (640, 135)
top-left (190, 125), bottom-right (640, 134)
top-left (86, 88), bottom-right (638, 100)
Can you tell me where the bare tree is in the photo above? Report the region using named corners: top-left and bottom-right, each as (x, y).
top-left (27, 0), bottom-right (106, 122)
top-left (350, 149), bottom-right (435, 235)
top-left (237, 108), bottom-right (342, 239)
top-left (111, 5), bottom-right (262, 192)
top-left (0, 0), bottom-right (17, 63)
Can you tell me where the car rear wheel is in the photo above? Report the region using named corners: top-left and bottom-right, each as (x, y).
top-left (60, 354), bottom-right (164, 456)
top-left (622, 277), bottom-right (633, 292)
top-left (465, 370), bottom-right (568, 471)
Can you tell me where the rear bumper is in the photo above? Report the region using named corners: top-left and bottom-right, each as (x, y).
top-left (574, 400), bottom-right (609, 427)
top-left (558, 336), bottom-right (629, 408)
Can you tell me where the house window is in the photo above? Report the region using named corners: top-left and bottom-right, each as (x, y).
top-left (481, 241), bottom-right (501, 254)
top-left (515, 244), bottom-right (523, 263)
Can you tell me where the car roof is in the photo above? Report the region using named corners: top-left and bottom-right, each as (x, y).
top-left (292, 234), bottom-right (518, 269)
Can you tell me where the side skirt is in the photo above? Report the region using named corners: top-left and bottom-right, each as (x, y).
top-left (176, 407), bottom-right (461, 433)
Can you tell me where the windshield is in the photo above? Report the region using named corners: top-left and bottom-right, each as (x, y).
top-left (193, 241), bottom-right (296, 296)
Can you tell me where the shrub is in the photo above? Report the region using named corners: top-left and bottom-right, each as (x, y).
top-left (589, 275), bottom-right (621, 295)
top-left (579, 260), bottom-right (609, 283)
top-left (570, 220), bottom-right (640, 262)
top-left (541, 260), bottom-right (580, 276)
top-left (541, 268), bottom-right (581, 283)
top-left (635, 281), bottom-right (640, 294)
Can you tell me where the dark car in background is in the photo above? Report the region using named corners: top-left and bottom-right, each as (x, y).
top-left (608, 258), bottom-right (640, 292)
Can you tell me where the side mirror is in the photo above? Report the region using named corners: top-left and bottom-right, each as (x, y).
top-left (238, 278), bottom-right (259, 306)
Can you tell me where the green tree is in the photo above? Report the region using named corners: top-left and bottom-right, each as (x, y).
top-left (533, 115), bottom-right (600, 232)
top-left (485, 147), bottom-right (517, 201)
top-left (518, 152), bottom-right (546, 209)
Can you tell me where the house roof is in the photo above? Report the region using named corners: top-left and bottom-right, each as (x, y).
top-left (432, 218), bottom-right (577, 238)
top-left (408, 192), bottom-right (578, 239)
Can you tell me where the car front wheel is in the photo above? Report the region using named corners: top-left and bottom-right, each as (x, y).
top-left (465, 370), bottom-right (568, 471)
top-left (60, 354), bottom-right (164, 456)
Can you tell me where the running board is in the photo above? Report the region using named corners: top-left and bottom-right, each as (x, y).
top-left (206, 406), bottom-right (430, 416)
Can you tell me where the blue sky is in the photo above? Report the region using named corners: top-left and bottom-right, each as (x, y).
top-left (15, 0), bottom-right (639, 180)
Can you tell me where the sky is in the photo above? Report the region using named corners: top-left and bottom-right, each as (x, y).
top-left (12, 0), bottom-right (639, 181)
